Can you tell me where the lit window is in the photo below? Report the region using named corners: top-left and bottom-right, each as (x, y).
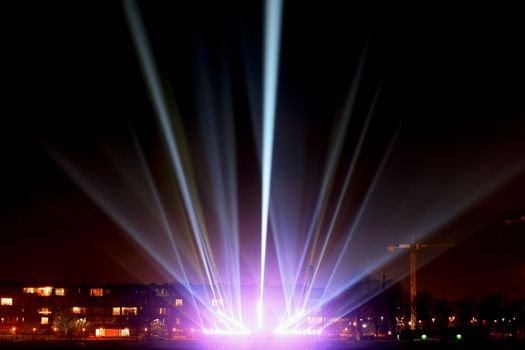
top-left (38, 308), bottom-right (52, 315)
top-left (72, 307), bottom-right (86, 314)
top-left (41, 317), bottom-right (49, 325)
top-left (90, 288), bottom-right (103, 297)
top-left (120, 328), bottom-right (130, 337)
top-left (23, 287), bottom-right (53, 296)
top-left (175, 299), bottom-right (183, 307)
top-left (36, 287), bottom-right (53, 296)
top-left (175, 317), bottom-right (181, 325)
top-left (55, 288), bottom-right (65, 296)
top-left (112, 307), bottom-right (121, 316)
top-left (121, 307), bottom-right (137, 316)
top-left (159, 307), bottom-right (167, 315)
top-left (1, 298), bottom-right (13, 306)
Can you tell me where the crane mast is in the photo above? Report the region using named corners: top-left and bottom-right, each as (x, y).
top-left (387, 238), bottom-right (449, 331)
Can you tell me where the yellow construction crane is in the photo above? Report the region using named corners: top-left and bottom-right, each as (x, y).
top-left (388, 216), bottom-right (523, 331)
top-left (387, 237), bottom-right (454, 330)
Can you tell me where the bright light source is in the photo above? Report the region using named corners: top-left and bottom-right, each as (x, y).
top-left (202, 328), bottom-right (252, 336)
top-left (256, 299), bottom-right (264, 329)
top-left (456, 334), bottom-right (462, 341)
top-left (274, 328), bottom-right (323, 336)
top-left (421, 334), bottom-right (428, 340)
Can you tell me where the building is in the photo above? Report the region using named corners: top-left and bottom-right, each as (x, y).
top-left (0, 281), bottom-right (189, 339)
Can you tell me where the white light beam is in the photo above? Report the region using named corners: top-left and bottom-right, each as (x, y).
top-left (259, 0), bottom-right (283, 329)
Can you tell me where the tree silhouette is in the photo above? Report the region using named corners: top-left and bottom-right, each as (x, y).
top-left (52, 309), bottom-right (91, 340)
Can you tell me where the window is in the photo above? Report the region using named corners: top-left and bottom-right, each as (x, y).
top-left (175, 317), bottom-right (181, 325)
top-left (175, 299), bottom-right (183, 307)
top-left (159, 307), bottom-right (167, 315)
top-left (72, 307), bottom-right (87, 314)
top-left (38, 308), bottom-right (52, 315)
top-left (112, 307), bottom-right (121, 316)
top-left (41, 317), bottom-right (49, 325)
top-left (38, 287), bottom-right (53, 296)
top-left (90, 288), bottom-right (103, 297)
top-left (1, 298), bottom-right (13, 306)
top-left (121, 307), bottom-right (137, 316)
top-left (24, 287), bottom-right (53, 296)
top-left (55, 288), bottom-right (65, 296)
top-left (96, 328), bottom-right (130, 337)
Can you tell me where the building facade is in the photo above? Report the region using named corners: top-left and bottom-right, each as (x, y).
top-left (0, 282), bottom-right (189, 339)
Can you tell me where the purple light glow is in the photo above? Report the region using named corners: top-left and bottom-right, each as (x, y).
top-left (202, 327), bottom-right (323, 337)
top-left (200, 327), bottom-right (324, 350)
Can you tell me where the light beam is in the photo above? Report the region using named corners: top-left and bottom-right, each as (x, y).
top-left (123, 0), bottom-right (223, 306)
top-left (259, 0), bottom-right (283, 329)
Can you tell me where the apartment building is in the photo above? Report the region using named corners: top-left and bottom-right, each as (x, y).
top-left (0, 281), bottom-right (188, 338)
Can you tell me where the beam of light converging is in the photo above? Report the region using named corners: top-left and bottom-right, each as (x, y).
top-left (301, 84), bottom-right (381, 311)
top-left (217, 58), bottom-right (243, 323)
top-left (275, 125), bottom-right (402, 332)
top-left (123, 0), bottom-right (224, 311)
top-left (259, 0), bottom-right (283, 329)
top-left (48, 148), bottom-right (211, 328)
top-left (318, 154), bottom-right (525, 329)
top-left (319, 124), bottom-right (401, 306)
top-left (285, 42), bottom-right (369, 316)
top-left (45, 0), bottom-right (525, 339)
top-left (316, 127), bottom-right (525, 315)
top-left (193, 40), bottom-right (242, 322)
top-left (129, 131), bottom-right (205, 327)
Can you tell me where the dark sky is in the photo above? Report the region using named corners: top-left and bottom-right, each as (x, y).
top-left (1, 1), bottom-right (525, 300)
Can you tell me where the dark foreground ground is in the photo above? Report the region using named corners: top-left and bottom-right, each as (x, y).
top-left (0, 339), bottom-right (524, 350)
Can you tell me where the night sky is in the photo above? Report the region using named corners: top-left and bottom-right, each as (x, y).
top-left (1, 1), bottom-right (525, 300)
